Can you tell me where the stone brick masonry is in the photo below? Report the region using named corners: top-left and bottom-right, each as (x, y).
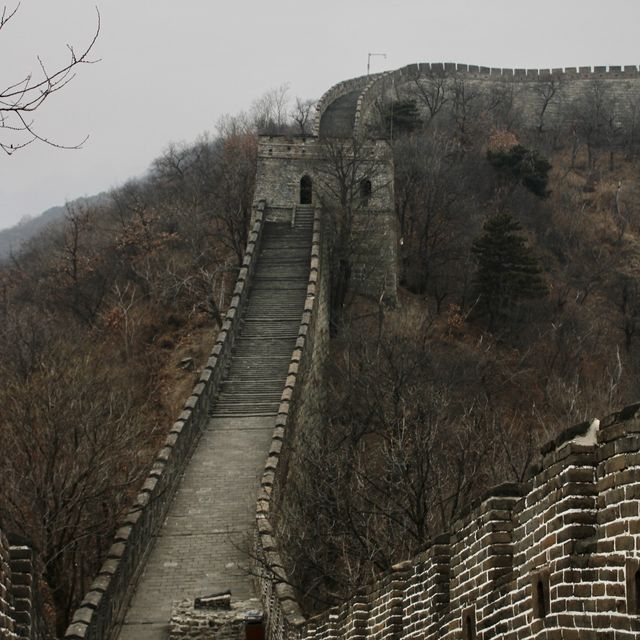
top-left (266, 407), bottom-right (640, 640)
top-left (0, 530), bottom-right (18, 640)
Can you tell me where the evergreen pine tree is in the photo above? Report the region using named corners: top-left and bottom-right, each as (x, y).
top-left (487, 144), bottom-right (552, 198)
top-left (472, 213), bottom-right (547, 324)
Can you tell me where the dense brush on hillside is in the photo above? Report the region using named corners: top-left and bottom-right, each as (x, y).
top-left (0, 128), bottom-right (257, 634)
top-left (280, 83), bottom-right (640, 613)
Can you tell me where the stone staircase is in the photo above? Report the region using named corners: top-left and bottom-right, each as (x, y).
top-left (115, 207), bottom-right (314, 640)
top-left (214, 206), bottom-right (314, 417)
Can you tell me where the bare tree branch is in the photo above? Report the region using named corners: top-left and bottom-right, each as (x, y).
top-left (0, 4), bottom-right (100, 154)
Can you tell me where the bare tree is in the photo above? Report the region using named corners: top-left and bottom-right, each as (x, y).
top-left (276, 313), bottom-right (544, 613)
top-left (571, 80), bottom-right (620, 171)
top-left (250, 83), bottom-right (292, 133)
top-left (532, 76), bottom-right (562, 136)
top-left (316, 137), bottom-right (391, 331)
top-left (291, 97), bottom-right (316, 135)
top-left (0, 317), bottom-right (152, 634)
top-left (409, 68), bottom-right (449, 124)
top-left (485, 79), bottom-right (523, 131)
top-left (0, 4), bottom-right (100, 154)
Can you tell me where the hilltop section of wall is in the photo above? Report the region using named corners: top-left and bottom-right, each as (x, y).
top-left (313, 75), bottom-right (378, 138)
top-left (64, 208), bottom-right (268, 640)
top-left (291, 407), bottom-right (640, 640)
top-left (355, 62), bottom-right (640, 137)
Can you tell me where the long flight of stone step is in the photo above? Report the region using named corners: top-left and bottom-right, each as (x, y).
top-left (116, 207), bottom-right (314, 640)
top-left (214, 206), bottom-right (314, 416)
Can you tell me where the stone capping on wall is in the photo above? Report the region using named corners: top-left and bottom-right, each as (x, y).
top-left (64, 208), bottom-right (267, 640)
top-left (8, 542), bottom-right (48, 640)
top-left (312, 74), bottom-right (380, 138)
top-left (0, 528), bottom-right (18, 640)
top-left (352, 70), bottom-right (393, 138)
top-left (254, 206), bottom-right (323, 640)
top-left (293, 402), bottom-right (640, 640)
top-left (351, 61), bottom-right (640, 138)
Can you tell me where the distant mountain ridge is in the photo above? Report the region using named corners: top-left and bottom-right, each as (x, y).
top-left (0, 193), bottom-right (108, 262)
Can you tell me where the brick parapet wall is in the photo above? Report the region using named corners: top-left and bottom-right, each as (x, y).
top-left (64, 208), bottom-right (268, 640)
top-left (291, 406), bottom-right (640, 640)
top-left (255, 204), bottom-right (329, 640)
top-left (8, 545), bottom-right (47, 640)
top-left (0, 531), bottom-right (48, 640)
top-left (0, 529), bottom-right (18, 640)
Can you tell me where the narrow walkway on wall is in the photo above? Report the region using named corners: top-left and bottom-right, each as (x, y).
top-left (318, 89), bottom-right (359, 137)
top-left (117, 207), bottom-right (314, 640)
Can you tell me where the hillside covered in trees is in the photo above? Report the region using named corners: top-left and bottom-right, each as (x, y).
top-left (0, 106), bottom-right (266, 634)
top-left (277, 74), bottom-right (640, 613)
top-left (2, 74), bottom-right (640, 634)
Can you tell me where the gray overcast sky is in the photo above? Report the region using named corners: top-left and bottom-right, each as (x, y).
top-left (1, 0), bottom-right (639, 230)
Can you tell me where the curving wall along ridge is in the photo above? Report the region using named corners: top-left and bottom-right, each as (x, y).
top-left (353, 62), bottom-right (640, 138)
top-left (63, 207), bottom-right (268, 640)
top-left (312, 74), bottom-right (378, 138)
top-left (315, 62), bottom-right (640, 142)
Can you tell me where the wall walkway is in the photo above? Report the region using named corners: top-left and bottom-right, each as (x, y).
top-left (115, 207), bottom-right (314, 640)
top-left (115, 212), bottom-right (314, 640)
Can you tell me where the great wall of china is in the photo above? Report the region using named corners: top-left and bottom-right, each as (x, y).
top-left (2, 63), bottom-right (640, 639)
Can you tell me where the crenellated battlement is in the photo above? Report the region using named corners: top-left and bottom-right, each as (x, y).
top-left (282, 408), bottom-right (640, 640)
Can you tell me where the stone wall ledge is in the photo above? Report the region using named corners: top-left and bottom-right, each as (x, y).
top-left (255, 207), bottom-right (324, 637)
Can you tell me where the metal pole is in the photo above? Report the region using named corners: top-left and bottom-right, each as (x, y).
top-left (367, 53), bottom-right (387, 76)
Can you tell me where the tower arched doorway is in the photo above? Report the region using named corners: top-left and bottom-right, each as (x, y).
top-left (360, 178), bottom-right (372, 207)
top-left (300, 175), bottom-right (313, 205)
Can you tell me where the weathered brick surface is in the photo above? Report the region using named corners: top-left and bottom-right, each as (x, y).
top-left (0, 533), bottom-right (48, 640)
top-left (268, 411), bottom-right (640, 640)
top-left (0, 529), bottom-right (18, 640)
top-left (169, 598), bottom-right (262, 640)
top-left (8, 545), bottom-right (47, 640)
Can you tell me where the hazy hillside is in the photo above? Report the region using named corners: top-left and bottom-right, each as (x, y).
top-left (0, 193), bottom-right (109, 263)
top-left (0, 131), bottom-right (257, 635)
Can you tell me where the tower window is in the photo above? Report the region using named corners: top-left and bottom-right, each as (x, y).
top-left (626, 559), bottom-right (640, 614)
top-left (360, 178), bottom-right (372, 207)
top-left (531, 569), bottom-right (551, 619)
top-left (462, 605), bottom-right (476, 640)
